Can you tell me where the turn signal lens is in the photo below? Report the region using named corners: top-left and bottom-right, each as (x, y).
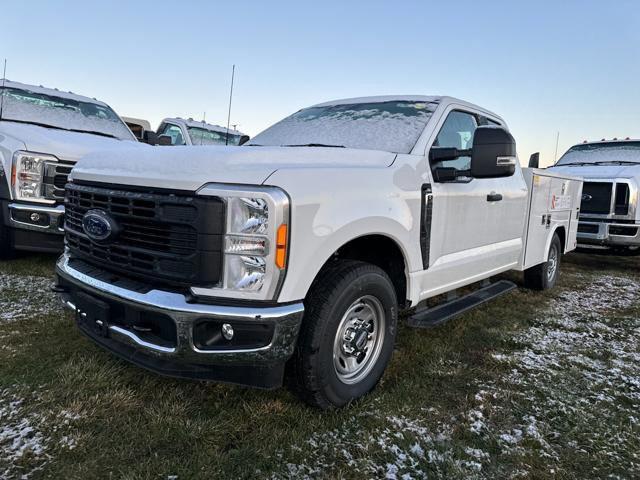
top-left (275, 224), bottom-right (288, 269)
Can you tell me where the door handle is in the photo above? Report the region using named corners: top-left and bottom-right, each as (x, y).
top-left (487, 192), bottom-right (503, 202)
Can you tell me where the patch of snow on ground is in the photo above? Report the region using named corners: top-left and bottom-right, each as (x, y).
top-left (0, 388), bottom-right (84, 478)
top-left (0, 389), bottom-right (48, 478)
top-left (0, 273), bottom-right (62, 324)
top-left (486, 273), bottom-right (640, 473)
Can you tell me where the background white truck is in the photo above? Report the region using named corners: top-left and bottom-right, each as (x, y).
top-left (54, 96), bottom-right (582, 408)
top-left (550, 139), bottom-right (640, 255)
top-left (157, 117), bottom-right (248, 146)
top-left (0, 80), bottom-right (142, 257)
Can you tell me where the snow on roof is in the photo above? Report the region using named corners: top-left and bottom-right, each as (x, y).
top-left (0, 79), bottom-right (109, 106)
top-left (572, 138), bottom-right (640, 147)
top-left (163, 117), bottom-right (246, 136)
top-left (310, 95), bottom-right (503, 122)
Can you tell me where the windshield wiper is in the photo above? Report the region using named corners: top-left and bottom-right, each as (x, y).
top-left (67, 128), bottom-right (117, 139)
top-left (1, 118), bottom-right (118, 139)
top-left (282, 143), bottom-right (346, 148)
top-left (593, 160), bottom-right (640, 165)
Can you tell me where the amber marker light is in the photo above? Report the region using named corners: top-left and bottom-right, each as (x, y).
top-left (275, 224), bottom-right (288, 269)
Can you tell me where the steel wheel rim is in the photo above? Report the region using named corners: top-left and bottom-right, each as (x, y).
top-left (547, 244), bottom-right (558, 281)
top-left (333, 295), bottom-right (386, 385)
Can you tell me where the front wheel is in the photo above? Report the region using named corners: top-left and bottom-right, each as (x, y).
top-left (291, 260), bottom-right (398, 409)
top-left (524, 233), bottom-right (562, 290)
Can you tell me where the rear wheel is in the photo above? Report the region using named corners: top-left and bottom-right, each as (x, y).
top-left (291, 260), bottom-right (398, 409)
top-left (524, 233), bottom-right (562, 290)
top-left (0, 207), bottom-right (15, 260)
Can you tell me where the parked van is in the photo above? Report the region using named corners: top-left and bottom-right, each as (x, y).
top-left (550, 139), bottom-right (640, 255)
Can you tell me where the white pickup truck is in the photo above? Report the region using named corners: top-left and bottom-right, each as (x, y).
top-left (54, 96), bottom-right (582, 408)
top-left (157, 117), bottom-right (248, 146)
top-left (550, 139), bottom-right (640, 254)
top-left (0, 80), bottom-right (142, 257)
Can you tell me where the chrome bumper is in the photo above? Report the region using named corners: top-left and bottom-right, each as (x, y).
top-left (7, 203), bottom-right (65, 234)
top-left (578, 221), bottom-right (640, 247)
top-left (55, 254), bottom-right (304, 387)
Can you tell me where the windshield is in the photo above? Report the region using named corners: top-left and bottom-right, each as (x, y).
top-left (556, 141), bottom-right (640, 166)
top-left (0, 87), bottom-right (134, 140)
top-left (187, 126), bottom-right (242, 146)
top-left (249, 100), bottom-right (439, 153)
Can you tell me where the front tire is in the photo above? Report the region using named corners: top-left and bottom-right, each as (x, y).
top-left (524, 233), bottom-right (562, 290)
top-left (291, 260), bottom-right (398, 409)
top-left (0, 208), bottom-right (15, 260)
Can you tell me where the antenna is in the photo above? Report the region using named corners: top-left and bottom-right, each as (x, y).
top-left (554, 131), bottom-right (560, 162)
top-left (0, 59), bottom-right (7, 121)
top-left (225, 64), bottom-right (235, 146)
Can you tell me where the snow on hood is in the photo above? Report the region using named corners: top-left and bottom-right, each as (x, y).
top-left (549, 163), bottom-right (640, 180)
top-left (71, 145), bottom-right (397, 191)
top-left (0, 121), bottom-right (143, 162)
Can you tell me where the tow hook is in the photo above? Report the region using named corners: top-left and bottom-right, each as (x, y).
top-left (50, 282), bottom-right (68, 294)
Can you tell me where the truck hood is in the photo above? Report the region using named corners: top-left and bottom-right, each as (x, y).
top-left (71, 145), bottom-right (397, 190)
top-left (0, 121), bottom-right (143, 162)
top-left (550, 163), bottom-right (640, 179)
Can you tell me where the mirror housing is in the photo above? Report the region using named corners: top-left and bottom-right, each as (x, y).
top-left (528, 152), bottom-right (540, 169)
top-left (470, 127), bottom-right (517, 178)
top-left (157, 134), bottom-right (172, 146)
top-left (239, 135), bottom-right (250, 146)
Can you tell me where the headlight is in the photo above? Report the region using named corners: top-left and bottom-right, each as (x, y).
top-left (11, 151), bottom-right (58, 203)
top-left (192, 184), bottom-right (290, 301)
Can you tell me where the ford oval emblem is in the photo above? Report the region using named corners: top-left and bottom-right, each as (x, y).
top-left (82, 209), bottom-right (118, 242)
top-left (582, 194), bottom-right (593, 202)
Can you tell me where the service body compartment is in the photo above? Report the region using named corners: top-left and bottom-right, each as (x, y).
top-left (519, 169), bottom-right (583, 269)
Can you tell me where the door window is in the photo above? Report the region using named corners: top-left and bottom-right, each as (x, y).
top-left (431, 111), bottom-right (477, 172)
top-left (159, 124), bottom-right (186, 145)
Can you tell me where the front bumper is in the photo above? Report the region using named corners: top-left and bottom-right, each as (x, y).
top-left (55, 254), bottom-right (304, 389)
top-left (2, 201), bottom-right (65, 252)
top-left (577, 220), bottom-right (640, 247)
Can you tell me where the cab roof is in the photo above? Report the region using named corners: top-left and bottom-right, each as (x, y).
top-left (0, 79), bottom-right (109, 107)
top-left (310, 95), bottom-right (504, 123)
top-left (163, 117), bottom-right (246, 136)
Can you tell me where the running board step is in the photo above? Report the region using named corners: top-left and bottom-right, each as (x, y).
top-left (407, 280), bottom-right (517, 328)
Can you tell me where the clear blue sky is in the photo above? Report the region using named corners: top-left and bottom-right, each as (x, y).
top-left (1, 0), bottom-right (638, 166)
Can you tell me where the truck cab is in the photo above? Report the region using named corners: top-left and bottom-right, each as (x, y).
top-left (550, 139), bottom-right (640, 254)
top-left (0, 80), bottom-right (142, 257)
top-left (157, 117), bottom-right (248, 146)
top-left (55, 96), bottom-right (581, 408)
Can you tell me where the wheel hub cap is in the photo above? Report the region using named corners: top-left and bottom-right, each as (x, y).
top-left (333, 296), bottom-right (386, 385)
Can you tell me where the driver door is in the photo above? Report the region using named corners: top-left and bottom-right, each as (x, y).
top-left (420, 109), bottom-right (517, 297)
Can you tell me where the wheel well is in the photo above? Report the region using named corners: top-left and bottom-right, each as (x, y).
top-left (555, 226), bottom-right (566, 252)
top-left (323, 235), bottom-right (408, 307)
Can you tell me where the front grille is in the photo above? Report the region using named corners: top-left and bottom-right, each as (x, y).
top-left (580, 182), bottom-right (612, 215)
top-left (610, 226), bottom-right (638, 237)
top-left (615, 184), bottom-right (630, 216)
top-left (43, 162), bottom-right (73, 203)
top-left (65, 182), bottom-right (225, 288)
top-left (578, 223), bottom-right (599, 234)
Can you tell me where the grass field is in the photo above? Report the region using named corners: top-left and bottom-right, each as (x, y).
top-left (0, 251), bottom-right (639, 479)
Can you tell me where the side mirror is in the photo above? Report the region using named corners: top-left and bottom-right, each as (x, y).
top-left (470, 127), bottom-right (517, 178)
top-left (157, 134), bottom-right (172, 146)
top-left (142, 130), bottom-right (159, 145)
top-left (238, 135), bottom-right (250, 146)
top-left (528, 152), bottom-right (540, 169)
